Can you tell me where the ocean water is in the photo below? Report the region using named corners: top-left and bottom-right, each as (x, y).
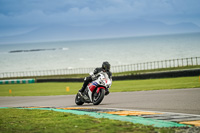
top-left (0, 32), bottom-right (200, 73)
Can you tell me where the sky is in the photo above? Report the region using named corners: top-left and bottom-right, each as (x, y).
top-left (0, 0), bottom-right (200, 44)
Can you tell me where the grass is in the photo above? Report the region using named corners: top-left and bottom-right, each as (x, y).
top-left (0, 76), bottom-right (200, 96)
top-left (0, 108), bottom-right (181, 133)
top-left (0, 82), bottom-right (80, 96)
top-left (111, 76), bottom-right (200, 92)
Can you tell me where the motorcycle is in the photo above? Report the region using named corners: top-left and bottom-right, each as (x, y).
top-left (75, 71), bottom-right (112, 105)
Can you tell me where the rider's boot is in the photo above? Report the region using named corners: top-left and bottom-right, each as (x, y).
top-left (78, 91), bottom-right (83, 97)
top-left (79, 80), bottom-right (89, 94)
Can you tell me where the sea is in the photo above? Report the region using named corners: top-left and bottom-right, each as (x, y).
top-left (0, 32), bottom-right (200, 73)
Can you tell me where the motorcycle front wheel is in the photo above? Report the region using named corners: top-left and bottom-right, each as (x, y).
top-left (75, 93), bottom-right (84, 105)
top-left (93, 89), bottom-right (105, 105)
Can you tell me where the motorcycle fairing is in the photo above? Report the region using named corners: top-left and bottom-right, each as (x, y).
top-left (88, 81), bottom-right (98, 92)
top-left (87, 81), bottom-right (98, 102)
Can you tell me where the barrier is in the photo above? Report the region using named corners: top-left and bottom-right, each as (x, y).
top-left (0, 57), bottom-right (199, 79)
top-left (0, 79), bottom-right (35, 84)
top-left (112, 68), bottom-right (200, 81)
top-left (36, 69), bottom-right (200, 82)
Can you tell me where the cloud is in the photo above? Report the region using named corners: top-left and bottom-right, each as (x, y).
top-left (1, 0), bottom-right (200, 26)
top-left (0, 26), bottom-right (38, 37)
top-left (0, 0), bottom-right (200, 42)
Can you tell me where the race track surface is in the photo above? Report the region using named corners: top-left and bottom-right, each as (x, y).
top-left (0, 88), bottom-right (200, 115)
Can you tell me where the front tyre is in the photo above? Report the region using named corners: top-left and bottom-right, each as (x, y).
top-left (75, 93), bottom-right (84, 105)
top-left (93, 89), bottom-right (105, 105)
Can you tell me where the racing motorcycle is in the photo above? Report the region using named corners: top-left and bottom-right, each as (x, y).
top-left (75, 71), bottom-right (112, 105)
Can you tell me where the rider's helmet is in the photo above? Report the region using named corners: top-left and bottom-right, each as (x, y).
top-left (102, 61), bottom-right (110, 71)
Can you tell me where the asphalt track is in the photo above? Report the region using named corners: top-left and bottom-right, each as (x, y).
top-left (0, 88), bottom-right (200, 115)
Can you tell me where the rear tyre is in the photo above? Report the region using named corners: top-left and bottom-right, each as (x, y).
top-left (75, 93), bottom-right (84, 105)
top-left (93, 89), bottom-right (105, 105)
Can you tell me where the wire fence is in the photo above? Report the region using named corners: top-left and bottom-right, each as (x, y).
top-left (0, 57), bottom-right (200, 79)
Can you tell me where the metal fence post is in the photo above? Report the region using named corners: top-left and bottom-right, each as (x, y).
top-left (186, 58), bottom-right (189, 66)
top-left (182, 58), bottom-right (184, 67)
top-left (191, 57), bottom-right (193, 66)
top-left (177, 59), bottom-right (179, 67)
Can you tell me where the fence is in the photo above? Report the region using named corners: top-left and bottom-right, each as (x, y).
top-left (112, 57), bottom-right (200, 73)
top-left (0, 57), bottom-right (199, 79)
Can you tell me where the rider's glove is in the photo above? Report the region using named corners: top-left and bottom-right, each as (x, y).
top-left (89, 72), bottom-right (96, 80)
top-left (91, 74), bottom-right (96, 80)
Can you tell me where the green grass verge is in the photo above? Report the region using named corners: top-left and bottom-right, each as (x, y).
top-left (0, 76), bottom-right (200, 96)
top-left (0, 108), bottom-right (182, 133)
top-left (111, 76), bottom-right (200, 92)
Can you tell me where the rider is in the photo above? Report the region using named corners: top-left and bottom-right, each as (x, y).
top-left (79, 61), bottom-right (112, 95)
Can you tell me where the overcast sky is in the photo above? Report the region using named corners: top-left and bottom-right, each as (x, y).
top-left (0, 0), bottom-right (200, 43)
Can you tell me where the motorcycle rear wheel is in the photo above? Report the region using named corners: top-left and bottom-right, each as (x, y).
top-left (75, 93), bottom-right (84, 105)
top-left (93, 89), bottom-right (105, 105)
